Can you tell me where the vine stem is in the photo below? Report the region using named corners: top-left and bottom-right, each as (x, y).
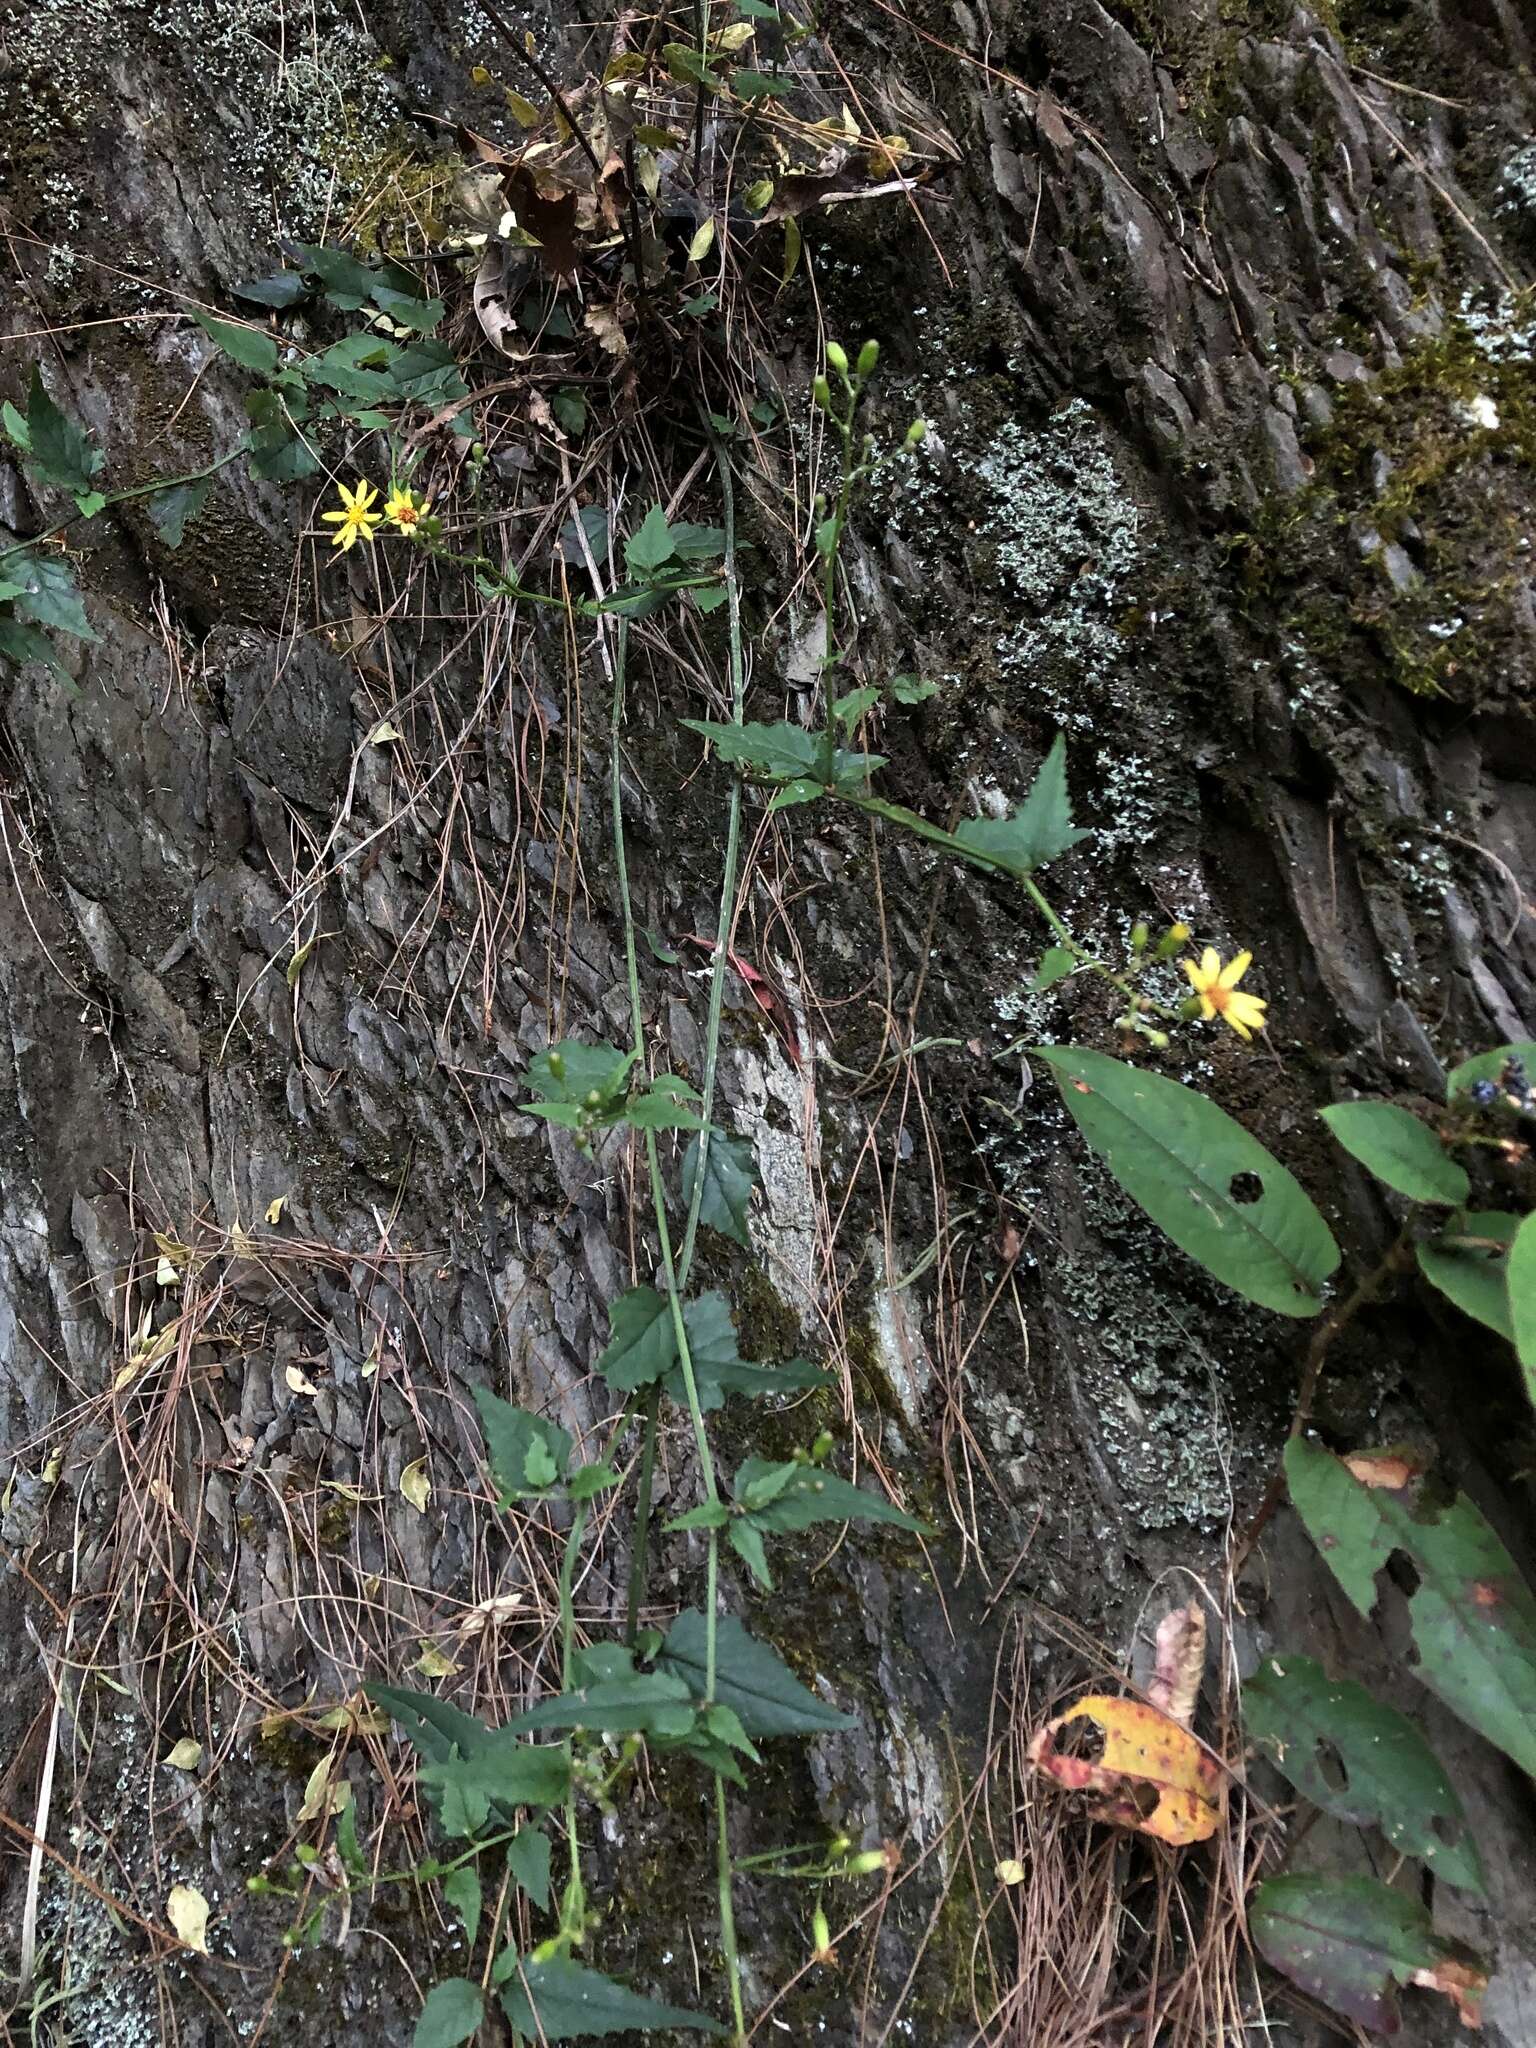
top-left (0, 446), bottom-right (246, 569)
top-left (555, 1500), bottom-right (590, 1938)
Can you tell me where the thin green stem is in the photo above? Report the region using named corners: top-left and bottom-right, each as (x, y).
top-left (0, 446), bottom-right (246, 567)
top-left (556, 1500), bottom-right (590, 1939)
top-left (716, 1776), bottom-right (747, 2041)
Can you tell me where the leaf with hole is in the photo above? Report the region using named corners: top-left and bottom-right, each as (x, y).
top-left (682, 1128), bottom-right (759, 1248)
top-left (1445, 1040), bottom-right (1536, 1102)
top-left (499, 1954), bottom-right (726, 2038)
top-left (1320, 1101), bottom-right (1468, 1206)
top-left (1417, 1212), bottom-right (1516, 1339)
top-left (1027, 1694), bottom-right (1221, 1845)
top-left (412, 1979), bottom-right (484, 2048)
top-left (951, 734), bottom-right (1090, 877)
top-left (658, 1610), bottom-right (853, 1738)
top-left (1286, 1437), bottom-right (1536, 1776)
top-left (473, 1387), bottom-right (573, 1499)
top-left (1244, 1653), bottom-right (1482, 1891)
top-left (1505, 1209), bottom-right (1536, 1416)
top-left (1251, 1874), bottom-right (1487, 2032)
top-left (1037, 1047), bottom-right (1340, 1316)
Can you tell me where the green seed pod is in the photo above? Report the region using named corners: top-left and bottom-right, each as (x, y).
top-left (584, 1088), bottom-right (602, 1108)
top-left (1146, 1029), bottom-right (1171, 1049)
top-left (1178, 995), bottom-right (1203, 1021)
top-left (811, 1905), bottom-right (832, 1957)
top-left (813, 374), bottom-right (832, 411)
top-left (810, 1429), bottom-right (834, 1462)
top-left (903, 418), bottom-right (927, 448)
top-left (826, 341), bottom-right (849, 376)
top-left (1130, 921), bottom-right (1150, 954)
top-left (845, 1848), bottom-right (890, 1876)
top-left (1155, 920), bottom-right (1192, 960)
top-left (547, 1050), bottom-right (564, 1077)
top-left (856, 338), bottom-right (880, 376)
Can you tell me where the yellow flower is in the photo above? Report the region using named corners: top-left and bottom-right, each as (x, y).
top-left (321, 479), bottom-right (382, 552)
top-left (383, 485), bottom-right (430, 535)
top-left (1183, 947), bottom-right (1268, 1042)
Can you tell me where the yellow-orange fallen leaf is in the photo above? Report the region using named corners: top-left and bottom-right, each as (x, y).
top-left (1027, 1694), bottom-right (1222, 1845)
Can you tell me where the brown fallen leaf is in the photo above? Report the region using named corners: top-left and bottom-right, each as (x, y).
top-left (1343, 1446), bottom-right (1425, 1490)
top-left (1028, 1693), bottom-right (1222, 1846)
top-left (504, 165), bottom-right (582, 280)
top-left (1409, 1954), bottom-right (1488, 2028)
top-left (1148, 1600), bottom-right (1206, 1730)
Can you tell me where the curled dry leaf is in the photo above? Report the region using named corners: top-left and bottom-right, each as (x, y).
top-left (1148, 1600), bottom-right (1206, 1729)
top-left (1410, 1955), bottom-right (1488, 2027)
top-left (400, 1458), bottom-right (431, 1513)
top-left (1343, 1446), bottom-right (1426, 1490)
top-left (1027, 1694), bottom-right (1222, 1845)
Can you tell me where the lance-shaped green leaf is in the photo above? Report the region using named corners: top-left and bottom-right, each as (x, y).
top-left (413, 1978), bottom-right (484, 2048)
top-left (472, 1386), bottom-right (573, 1499)
top-left (1037, 1047), bottom-right (1340, 1316)
top-left (1445, 1040), bottom-right (1536, 1101)
top-left (682, 1128), bottom-right (759, 1248)
top-left (951, 734), bottom-right (1090, 876)
top-left (1320, 1101), bottom-right (1468, 1206)
top-left (497, 1954), bottom-right (726, 2039)
top-left (1506, 1210), bottom-right (1536, 1416)
top-left (1286, 1437), bottom-right (1536, 1776)
top-left (1417, 1212), bottom-right (1517, 1340)
top-left (1251, 1874), bottom-right (1487, 2032)
top-left (193, 310), bottom-right (280, 376)
top-left (1244, 1653), bottom-right (1483, 1892)
top-left (508, 1642), bottom-right (697, 1740)
top-left (657, 1611), bottom-right (853, 1739)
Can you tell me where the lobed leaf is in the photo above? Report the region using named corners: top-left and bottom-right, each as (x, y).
top-left (472, 1387), bottom-right (573, 1499)
top-left (681, 1128), bottom-right (759, 1248)
top-left (951, 734), bottom-right (1090, 877)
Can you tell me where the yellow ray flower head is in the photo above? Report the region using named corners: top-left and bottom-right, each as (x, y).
top-left (321, 479), bottom-right (382, 552)
top-left (1183, 947), bottom-right (1268, 1042)
top-left (383, 485), bottom-right (430, 535)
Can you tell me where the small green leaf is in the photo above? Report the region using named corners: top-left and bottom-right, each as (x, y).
top-left (413, 1979), bottom-right (485, 2048)
top-left (552, 389), bottom-right (587, 436)
top-left (527, 1039), bottom-right (634, 1112)
top-left (597, 1287), bottom-right (675, 1392)
top-left (1506, 1210), bottom-right (1536, 1416)
top-left (473, 1388), bottom-right (572, 1499)
top-left (193, 310), bottom-right (281, 376)
top-left (768, 778), bottom-right (825, 812)
top-left (682, 718), bottom-right (819, 780)
top-left (419, 1730), bottom-right (571, 1836)
top-left (510, 1659), bottom-right (696, 1741)
top-left (890, 673), bottom-right (937, 705)
top-left (681, 1129), bottom-right (759, 1248)
top-left (625, 503), bottom-right (676, 577)
top-left (442, 1864), bottom-right (482, 1945)
top-left (1445, 1041), bottom-right (1536, 1102)
top-left (0, 617), bottom-right (64, 675)
top-left (2, 398), bottom-right (30, 451)
top-left (567, 1461), bottom-right (620, 1501)
top-left (1416, 1212), bottom-right (1517, 1339)
top-left (658, 1611), bottom-right (853, 1738)
top-left (832, 685), bottom-right (881, 729)
top-left (500, 1954), bottom-right (726, 2039)
top-left (1251, 1874), bottom-right (1484, 2034)
top-left (729, 1516), bottom-right (774, 1587)
top-left (1038, 1047), bottom-right (1341, 1316)
top-left (1245, 1653), bottom-right (1483, 1891)
top-left (233, 271), bottom-right (308, 309)
top-left (522, 1436), bottom-right (558, 1490)
top-left (1320, 1101), bottom-right (1469, 1206)
top-left (22, 366), bottom-right (105, 497)
top-left (625, 1084), bottom-right (706, 1131)
top-left (507, 1826), bottom-right (551, 1911)
top-left (734, 1457), bottom-right (929, 1535)
top-left (12, 552), bottom-right (96, 641)
top-left (1031, 946), bottom-right (1076, 993)
top-left (147, 478), bottom-right (211, 549)
top-left (662, 41), bottom-right (722, 89)
top-left (1286, 1437), bottom-right (1536, 1777)
top-left (951, 735), bottom-right (1090, 877)
top-left (732, 67), bottom-right (791, 98)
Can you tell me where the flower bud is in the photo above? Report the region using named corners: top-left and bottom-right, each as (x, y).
top-left (813, 375), bottom-right (832, 411)
top-left (856, 339), bottom-right (879, 377)
top-left (1146, 1029), bottom-right (1170, 1050)
top-left (811, 1904), bottom-right (833, 1961)
top-left (1178, 995), bottom-right (1203, 1021)
top-left (825, 341), bottom-right (849, 376)
top-left (1155, 921), bottom-right (1192, 960)
top-left (810, 1429), bottom-right (834, 1462)
top-left (547, 1050), bottom-right (565, 1078)
top-left (584, 1088), bottom-right (602, 1108)
top-left (903, 419), bottom-right (927, 448)
top-left (1130, 921), bottom-right (1149, 954)
top-left (845, 1848), bottom-right (890, 1876)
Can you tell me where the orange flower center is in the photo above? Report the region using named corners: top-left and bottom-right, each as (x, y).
top-left (396, 505), bottom-right (419, 525)
top-left (1206, 983), bottom-right (1232, 1013)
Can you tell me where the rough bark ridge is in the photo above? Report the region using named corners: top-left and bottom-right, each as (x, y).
top-left (1, 0), bottom-right (1535, 2042)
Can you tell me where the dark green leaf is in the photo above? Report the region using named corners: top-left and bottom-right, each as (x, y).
top-left (658, 1611), bottom-right (854, 1738)
top-left (1416, 1212), bottom-right (1517, 1339)
top-left (1251, 1874), bottom-right (1483, 2033)
top-left (22, 366), bottom-right (105, 496)
top-left (12, 553), bottom-right (96, 641)
top-left (1446, 1041), bottom-right (1536, 1102)
top-left (669, 1292), bottom-right (827, 1411)
top-left (500, 1954), bottom-right (726, 2039)
top-left (193, 311), bottom-right (279, 376)
top-left (682, 718), bottom-right (818, 780)
top-left (625, 504), bottom-right (675, 576)
top-left (890, 673), bottom-right (937, 705)
top-left (1507, 1210), bottom-right (1536, 1417)
top-left (527, 1039), bottom-right (634, 1111)
top-left (732, 67), bottom-right (791, 97)
top-left (729, 1517), bottom-right (773, 1587)
top-left (507, 1826), bottom-right (551, 1911)
top-left (363, 1683), bottom-right (492, 1771)
top-left (1286, 1437), bottom-right (1536, 1777)
top-left (552, 389), bottom-right (587, 436)
top-left (951, 735), bottom-right (1090, 876)
top-left (734, 1457), bottom-right (928, 1534)
top-left (1320, 1101), bottom-right (1469, 1207)
top-left (625, 1084), bottom-right (706, 1131)
top-left (509, 1652), bottom-right (696, 1739)
top-left (233, 271), bottom-right (308, 309)
top-left (682, 1129), bottom-right (759, 1248)
top-left (371, 286), bottom-right (444, 332)
top-left (442, 1864), bottom-right (482, 1944)
top-left (473, 1387), bottom-right (573, 1499)
top-left (597, 1287), bottom-right (675, 1393)
top-left (668, 521), bottom-right (726, 560)
top-left (420, 1728), bottom-right (571, 1836)
top-left (147, 478), bottom-right (212, 550)
top-left (768, 778), bottom-right (825, 812)
top-left (0, 616), bottom-right (65, 674)
top-left (1037, 1047), bottom-right (1341, 1317)
top-left (662, 42), bottom-right (722, 89)
top-left (567, 1461), bottom-right (620, 1501)
top-left (1245, 1653), bottom-right (1483, 1891)
top-left (413, 1979), bottom-right (484, 2048)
